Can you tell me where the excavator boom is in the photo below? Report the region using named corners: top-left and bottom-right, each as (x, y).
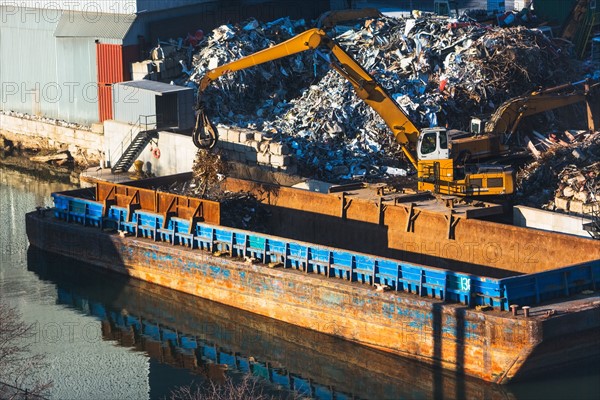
top-left (195, 28), bottom-right (420, 168)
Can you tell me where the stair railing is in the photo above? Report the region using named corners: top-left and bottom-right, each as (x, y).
top-left (108, 114), bottom-right (161, 170)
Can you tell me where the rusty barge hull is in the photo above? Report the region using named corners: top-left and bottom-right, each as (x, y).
top-left (26, 211), bottom-right (600, 384)
top-left (29, 248), bottom-right (516, 400)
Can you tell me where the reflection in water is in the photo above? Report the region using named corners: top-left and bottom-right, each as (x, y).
top-left (27, 247), bottom-right (513, 400)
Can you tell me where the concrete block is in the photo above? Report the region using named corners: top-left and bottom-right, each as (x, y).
top-left (583, 202), bottom-right (599, 215)
top-left (131, 61), bottom-right (152, 74)
top-left (563, 187), bottom-right (575, 198)
top-left (247, 140), bottom-right (260, 152)
top-left (217, 127), bottom-right (229, 142)
top-left (269, 142), bottom-right (289, 155)
top-left (569, 200), bottom-right (583, 214)
top-left (257, 152), bottom-right (271, 165)
top-left (239, 131), bottom-right (254, 143)
top-left (253, 132), bottom-right (263, 142)
top-left (513, 205), bottom-right (593, 237)
top-left (226, 129), bottom-right (240, 143)
top-left (258, 141), bottom-right (270, 154)
top-left (91, 123), bottom-right (104, 134)
top-left (270, 154), bottom-right (291, 167)
top-left (554, 196), bottom-right (570, 211)
top-left (574, 191), bottom-right (589, 203)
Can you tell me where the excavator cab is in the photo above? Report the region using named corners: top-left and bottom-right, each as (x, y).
top-left (417, 128), bottom-right (450, 161)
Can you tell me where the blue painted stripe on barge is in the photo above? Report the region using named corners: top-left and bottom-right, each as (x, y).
top-left (51, 194), bottom-right (600, 311)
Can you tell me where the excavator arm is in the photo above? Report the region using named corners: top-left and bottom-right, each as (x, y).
top-left (193, 28), bottom-right (421, 169)
top-left (486, 79), bottom-right (599, 135)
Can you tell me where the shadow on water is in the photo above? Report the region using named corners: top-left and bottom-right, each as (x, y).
top-left (27, 247), bottom-right (514, 400)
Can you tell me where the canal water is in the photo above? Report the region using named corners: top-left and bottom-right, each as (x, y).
top-left (1, 165), bottom-right (599, 400)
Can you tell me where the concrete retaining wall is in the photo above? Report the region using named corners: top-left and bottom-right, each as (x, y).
top-left (513, 205), bottom-right (593, 238)
top-left (103, 120), bottom-right (296, 176)
top-left (103, 120), bottom-right (197, 176)
top-left (0, 114), bottom-right (103, 164)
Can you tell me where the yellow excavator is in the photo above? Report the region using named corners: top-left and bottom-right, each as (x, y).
top-left (192, 28), bottom-right (515, 196)
top-left (475, 79), bottom-right (600, 138)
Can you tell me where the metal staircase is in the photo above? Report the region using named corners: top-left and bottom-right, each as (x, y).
top-left (111, 130), bottom-right (158, 173)
top-left (109, 115), bottom-right (161, 174)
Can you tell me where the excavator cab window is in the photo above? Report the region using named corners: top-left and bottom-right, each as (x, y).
top-left (439, 131), bottom-right (448, 150)
top-left (421, 131), bottom-right (437, 154)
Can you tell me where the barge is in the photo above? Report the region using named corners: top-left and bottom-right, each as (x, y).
top-left (25, 173), bottom-right (600, 384)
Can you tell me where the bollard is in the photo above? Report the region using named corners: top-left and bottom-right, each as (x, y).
top-left (522, 306), bottom-right (531, 318)
top-left (510, 304), bottom-right (519, 316)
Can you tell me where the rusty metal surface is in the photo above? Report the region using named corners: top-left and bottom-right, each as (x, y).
top-left (96, 180), bottom-right (221, 224)
top-left (221, 177), bottom-right (600, 276)
top-left (95, 175), bottom-right (600, 276)
top-left (30, 248), bottom-right (517, 400)
top-left (25, 212), bottom-right (600, 384)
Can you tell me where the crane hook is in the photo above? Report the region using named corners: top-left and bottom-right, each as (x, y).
top-left (192, 109), bottom-right (218, 149)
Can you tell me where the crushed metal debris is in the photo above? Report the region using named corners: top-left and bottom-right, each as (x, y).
top-left (190, 149), bottom-right (228, 198)
top-left (153, 12), bottom-right (599, 222)
top-left (517, 131), bottom-right (600, 212)
top-left (157, 150), bottom-right (270, 231)
top-left (179, 14), bottom-right (586, 182)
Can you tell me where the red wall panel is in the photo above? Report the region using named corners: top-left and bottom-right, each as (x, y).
top-left (98, 84), bottom-right (113, 122)
top-left (97, 43), bottom-right (124, 84)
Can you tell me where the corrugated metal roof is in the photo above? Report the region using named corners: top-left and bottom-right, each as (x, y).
top-left (54, 12), bottom-right (136, 39)
top-left (117, 80), bottom-right (193, 95)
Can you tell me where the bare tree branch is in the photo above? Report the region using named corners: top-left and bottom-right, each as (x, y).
top-left (0, 302), bottom-right (52, 399)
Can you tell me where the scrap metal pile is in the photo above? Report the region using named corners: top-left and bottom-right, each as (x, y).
top-left (183, 14), bottom-right (581, 181)
top-left (517, 130), bottom-right (600, 212)
top-left (189, 18), bottom-right (319, 120)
